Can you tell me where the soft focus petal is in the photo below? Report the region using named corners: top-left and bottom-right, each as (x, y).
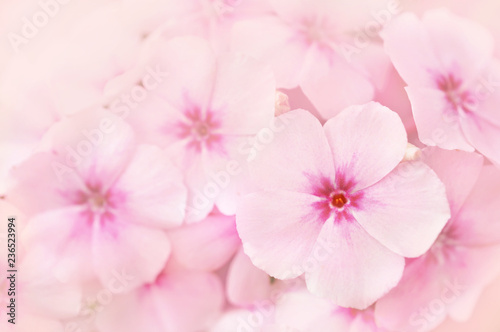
top-left (226, 247), bottom-right (273, 306)
top-left (92, 222), bottom-right (171, 290)
top-left (406, 86), bottom-right (475, 151)
top-left (112, 145), bottom-right (187, 228)
top-left (422, 147), bottom-right (483, 215)
top-left (169, 213), bottom-right (240, 271)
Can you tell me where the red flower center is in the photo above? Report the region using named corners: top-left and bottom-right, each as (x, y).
top-left (331, 193), bottom-right (348, 209)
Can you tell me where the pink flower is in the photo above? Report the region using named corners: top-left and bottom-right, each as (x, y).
top-left (236, 102), bottom-right (450, 309)
top-left (375, 148), bottom-right (500, 332)
top-left (118, 36), bottom-right (276, 222)
top-left (7, 109), bottom-right (187, 288)
top-left (230, 0), bottom-right (375, 119)
top-left (382, 9), bottom-right (500, 165)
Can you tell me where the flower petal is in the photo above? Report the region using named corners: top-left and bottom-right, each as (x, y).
top-left (300, 58), bottom-right (374, 120)
top-left (323, 102), bottom-right (407, 191)
top-left (247, 109), bottom-right (334, 194)
top-left (169, 213), bottom-right (240, 271)
top-left (112, 145), bottom-right (187, 228)
top-left (226, 247), bottom-right (273, 306)
top-left (422, 147), bottom-right (483, 215)
top-left (406, 86), bottom-right (475, 151)
top-left (236, 190), bottom-right (327, 279)
top-left (305, 218), bottom-right (404, 309)
top-left (211, 53), bottom-right (275, 136)
top-left (353, 161), bottom-right (450, 258)
top-left (92, 221), bottom-right (171, 290)
top-left (461, 112), bottom-right (500, 166)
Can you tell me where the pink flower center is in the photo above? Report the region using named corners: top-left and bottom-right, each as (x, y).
top-left (312, 175), bottom-right (363, 222)
top-left (177, 106), bottom-right (223, 152)
top-left (436, 73), bottom-right (474, 113)
top-left (297, 16), bottom-right (337, 49)
top-left (87, 191), bottom-right (108, 213)
top-left (73, 182), bottom-right (115, 215)
top-left (330, 192), bottom-right (349, 209)
top-left (192, 121), bottom-right (211, 140)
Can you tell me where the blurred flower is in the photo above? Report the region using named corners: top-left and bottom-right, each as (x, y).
top-left (7, 109), bottom-right (186, 288)
top-left (383, 9), bottom-right (500, 165)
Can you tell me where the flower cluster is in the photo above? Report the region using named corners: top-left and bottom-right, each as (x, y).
top-left (1, 0), bottom-right (500, 331)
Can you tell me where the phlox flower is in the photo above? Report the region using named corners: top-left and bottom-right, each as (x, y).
top-left (116, 35), bottom-right (276, 222)
top-left (7, 109), bottom-right (186, 288)
top-left (236, 102), bottom-right (450, 309)
top-left (230, 0), bottom-right (377, 119)
top-left (383, 9), bottom-right (500, 165)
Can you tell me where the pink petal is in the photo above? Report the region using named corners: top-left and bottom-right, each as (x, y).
top-left (247, 109), bottom-right (334, 194)
top-left (21, 207), bottom-right (95, 283)
top-left (275, 289), bottom-right (347, 331)
top-left (231, 18), bottom-right (309, 88)
top-left (92, 222), bottom-right (171, 290)
top-left (452, 165), bottom-right (500, 246)
top-left (422, 147), bottom-right (483, 215)
top-left (382, 12), bottom-right (441, 87)
top-left (112, 145), bottom-right (187, 229)
top-left (323, 102), bottom-right (407, 191)
top-left (212, 53), bottom-right (276, 136)
top-left (353, 161), bottom-right (450, 258)
top-left (226, 247), bottom-right (273, 306)
top-left (39, 108), bottom-right (137, 189)
top-left (374, 257), bottom-right (450, 332)
top-left (123, 92), bottom-right (186, 149)
top-left (383, 10), bottom-right (493, 87)
top-left (421, 9), bottom-right (494, 82)
top-left (306, 218), bottom-right (404, 309)
top-left (461, 112), bottom-right (500, 165)
top-left (300, 58), bottom-right (374, 120)
top-left (145, 35), bottom-right (216, 111)
top-left (236, 190), bottom-right (327, 279)
top-left (183, 158), bottom-right (222, 223)
top-left (471, 60), bottom-right (500, 127)
top-left (8, 152), bottom-right (84, 216)
top-left (169, 214), bottom-right (240, 271)
top-left (406, 86), bottom-right (475, 151)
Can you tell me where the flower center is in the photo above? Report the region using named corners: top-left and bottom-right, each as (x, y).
top-left (192, 121), bottom-right (210, 140)
top-left (175, 107), bottom-right (223, 152)
top-left (88, 191), bottom-right (108, 213)
top-left (330, 192), bottom-right (348, 209)
top-left (436, 73), bottom-right (474, 113)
